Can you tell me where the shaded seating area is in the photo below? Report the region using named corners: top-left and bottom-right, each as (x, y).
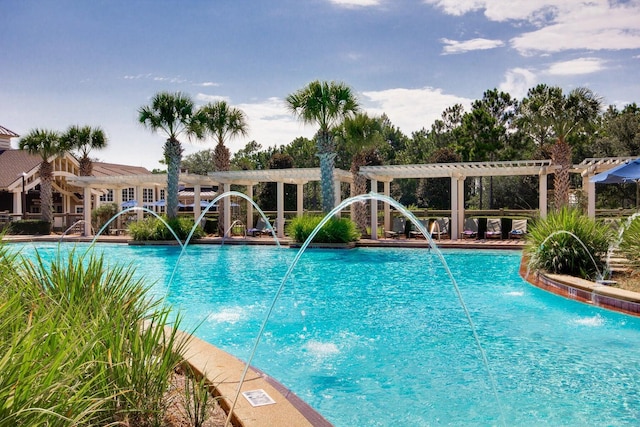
top-left (460, 218), bottom-right (478, 239)
top-left (484, 218), bottom-right (502, 239)
top-left (385, 217), bottom-right (406, 239)
top-left (431, 217), bottom-right (450, 240)
top-left (409, 219), bottom-right (431, 239)
top-left (247, 217), bottom-right (275, 237)
top-left (509, 219), bottom-right (527, 239)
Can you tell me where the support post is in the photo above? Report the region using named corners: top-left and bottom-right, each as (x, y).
top-left (194, 184), bottom-right (202, 223)
top-left (247, 184), bottom-right (254, 229)
top-left (383, 181), bottom-right (391, 235)
top-left (277, 181), bottom-right (284, 238)
top-left (223, 183), bottom-right (231, 237)
top-left (370, 179), bottom-right (378, 240)
top-left (539, 171), bottom-right (548, 219)
top-left (297, 183), bottom-right (304, 218)
top-left (584, 176), bottom-right (596, 219)
top-left (83, 186), bottom-right (92, 236)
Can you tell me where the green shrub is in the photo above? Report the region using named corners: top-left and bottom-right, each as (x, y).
top-left (92, 203), bottom-right (118, 233)
top-left (525, 208), bottom-right (613, 280)
top-left (0, 244), bottom-right (190, 425)
top-left (618, 216), bottom-right (640, 271)
top-left (286, 215), bottom-right (360, 243)
top-left (6, 219), bottom-right (51, 235)
top-left (128, 216), bottom-right (204, 241)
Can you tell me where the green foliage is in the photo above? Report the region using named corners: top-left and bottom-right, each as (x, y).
top-left (0, 244), bottom-right (190, 425)
top-left (128, 216), bottom-right (204, 241)
top-left (286, 215), bottom-right (360, 243)
top-left (6, 219), bottom-right (51, 235)
top-left (618, 216), bottom-right (640, 271)
top-left (525, 208), bottom-right (613, 280)
top-left (92, 203), bottom-right (118, 232)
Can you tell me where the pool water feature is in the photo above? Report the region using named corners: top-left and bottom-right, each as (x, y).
top-left (12, 243), bottom-right (640, 426)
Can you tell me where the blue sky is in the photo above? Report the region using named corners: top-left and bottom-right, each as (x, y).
top-left (2, 0), bottom-right (639, 170)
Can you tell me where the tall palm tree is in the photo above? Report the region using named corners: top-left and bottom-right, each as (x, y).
top-left (286, 80), bottom-right (359, 213)
top-left (138, 92), bottom-right (202, 219)
top-left (198, 101), bottom-right (248, 235)
top-left (518, 85), bottom-right (602, 209)
top-left (62, 125), bottom-right (108, 176)
top-left (337, 113), bottom-right (383, 233)
top-left (19, 129), bottom-right (69, 224)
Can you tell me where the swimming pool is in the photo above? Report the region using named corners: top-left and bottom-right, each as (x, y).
top-left (10, 243), bottom-right (640, 426)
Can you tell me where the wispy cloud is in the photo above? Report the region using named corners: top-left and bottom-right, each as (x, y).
top-left (123, 73), bottom-right (187, 84)
top-left (329, 0), bottom-right (381, 7)
top-left (199, 82), bottom-right (220, 87)
top-left (499, 68), bottom-right (537, 99)
top-left (195, 93), bottom-right (229, 103)
top-left (545, 57), bottom-right (607, 76)
top-left (440, 37), bottom-right (504, 54)
top-left (361, 87), bottom-right (472, 133)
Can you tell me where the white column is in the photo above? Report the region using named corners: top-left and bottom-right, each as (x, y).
top-left (277, 181), bottom-right (284, 238)
top-left (383, 181), bottom-right (391, 234)
top-left (297, 183), bottom-right (304, 218)
top-left (451, 176), bottom-right (458, 241)
top-left (247, 184), bottom-right (254, 228)
top-left (193, 184), bottom-right (202, 223)
top-left (223, 183), bottom-right (231, 237)
top-left (13, 191), bottom-right (21, 216)
top-left (452, 176), bottom-right (464, 241)
top-left (349, 181), bottom-right (356, 222)
top-left (334, 178), bottom-right (341, 217)
top-left (136, 185), bottom-right (144, 221)
top-left (83, 187), bottom-right (92, 236)
top-left (584, 176), bottom-right (596, 219)
top-left (370, 179), bottom-right (378, 240)
top-left (539, 172), bottom-right (548, 219)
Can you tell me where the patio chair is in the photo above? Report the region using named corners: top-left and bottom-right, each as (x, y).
top-left (385, 217), bottom-right (406, 239)
top-left (485, 218), bottom-right (502, 239)
top-left (248, 217), bottom-right (274, 237)
top-left (509, 219), bottom-right (527, 239)
top-left (409, 219), bottom-right (431, 239)
top-left (431, 218), bottom-right (450, 240)
top-left (460, 218), bottom-right (479, 239)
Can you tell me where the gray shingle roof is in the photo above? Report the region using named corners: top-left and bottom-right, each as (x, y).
top-left (0, 150), bottom-right (41, 188)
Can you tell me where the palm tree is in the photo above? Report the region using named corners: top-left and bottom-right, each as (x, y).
top-left (336, 113), bottom-right (383, 233)
top-left (286, 80), bottom-right (359, 213)
top-left (198, 101), bottom-right (248, 235)
top-left (19, 129), bottom-right (69, 224)
top-left (138, 92), bottom-right (202, 219)
top-left (62, 125), bottom-right (108, 176)
top-left (518, 85), bottom-right (602, 209)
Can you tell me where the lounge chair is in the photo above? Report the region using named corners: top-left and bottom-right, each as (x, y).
top-left (248, 217), bottom-right (274, 237)
top-left (509, 219), bottom-right (527, 239)
top-left (409, 219), bottom-right (431, 239)
top-left (431, 218), bottom-right (450, 240)
top-left (485, 218), bottom-right (502, 239)
top-left (385, 217), bottom-right (406, 239)
top-left (460, 218), bottom-right (478, 239)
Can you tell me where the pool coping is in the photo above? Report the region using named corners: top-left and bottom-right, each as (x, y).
top-left (519, 258), bottom-right (640, 317)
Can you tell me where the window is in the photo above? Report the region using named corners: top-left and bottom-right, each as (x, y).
top-left (100, 189), bottom-right (114, 202)
top-left (143, 188), bottom-right (154, 204)
top-left (122, 188), bottom-right (134, 201)
top-left (75, 206), bottom-right (84, 214)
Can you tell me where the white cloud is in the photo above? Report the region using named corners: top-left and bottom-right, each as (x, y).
top-left (329, 0), bottom-right (381, 7)
top-left (361, 87), bottom-right (472, 134)
top-left (545, 57), bottom-right (607, 76)
top-left (425, 0), bottom-right (640, 54)
top-left (199, 82), bottom-right (219, 87)
top-left (195, 93), bottom-right (230, 103)
top-left (440, 37), bottom-right (504, 54)
top-left (499, 68), bottom-right (537, 99)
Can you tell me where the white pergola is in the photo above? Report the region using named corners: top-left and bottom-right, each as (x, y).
top-left (69, 157), bottom-right (635, 239)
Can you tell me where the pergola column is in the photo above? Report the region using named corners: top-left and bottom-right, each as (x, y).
top-left (584, 176), bottom-right (596, 219)
top-left (135, 185), bottom-right (144, 221)
top-left (193, 184), bottom-right (202, 223)
top-left (223, 183), bottom-right (231, 237)
top-left (246, 184), bottom-right (254, 229)
top-left (276, 181), bottom-right (284, 238)
top-left (383, 180), bottom-right (391, 234)
top-left (297, 183), bottom-right (304, 218)
top-left (83, 187), bottom-right (92, 236)
top-left (370, 179), bottom-right (378, 239)
top-left (539, 172), bottom-right (548, 219)
top-left (450, 175), bottom-right (464, 241)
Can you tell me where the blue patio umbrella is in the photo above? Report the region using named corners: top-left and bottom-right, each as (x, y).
top-left (590, 158), bottom-right (640, 184)
top-left (121, 200), bottom-right (137, 208)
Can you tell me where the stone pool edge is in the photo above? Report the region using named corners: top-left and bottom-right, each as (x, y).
top-left (519, 257), bottom-right (640, 317)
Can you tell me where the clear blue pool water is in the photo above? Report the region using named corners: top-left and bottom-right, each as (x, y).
top-left (9, 242), bottom-right (640, 426)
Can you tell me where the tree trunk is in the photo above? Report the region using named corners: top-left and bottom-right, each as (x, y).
top-left (351, 154), bottom-right (368, 233)
top-left (164, 138), bottom-right (183, 220)
top-left (316, 132), bottom-right (336, 214)
top-left (214, 141), bottom-right (231, 235)
top-left (79, 156), bottom-right (92, 176)
top-left (39, 160), bottom-right (53, 224)
top-left (551, 139), bottom-right (571, 210)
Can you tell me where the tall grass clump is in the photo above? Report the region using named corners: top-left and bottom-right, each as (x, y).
top-left (287, 215), bottom-right (360, 243)
top-left (525, 208), bottom-right (613, 280)
top-left (0, 243), bottom-right (190, 426)
top-left (618, 216), bottom-right (640, 272)
top-left (128, 216), bottom-right (204, 241)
